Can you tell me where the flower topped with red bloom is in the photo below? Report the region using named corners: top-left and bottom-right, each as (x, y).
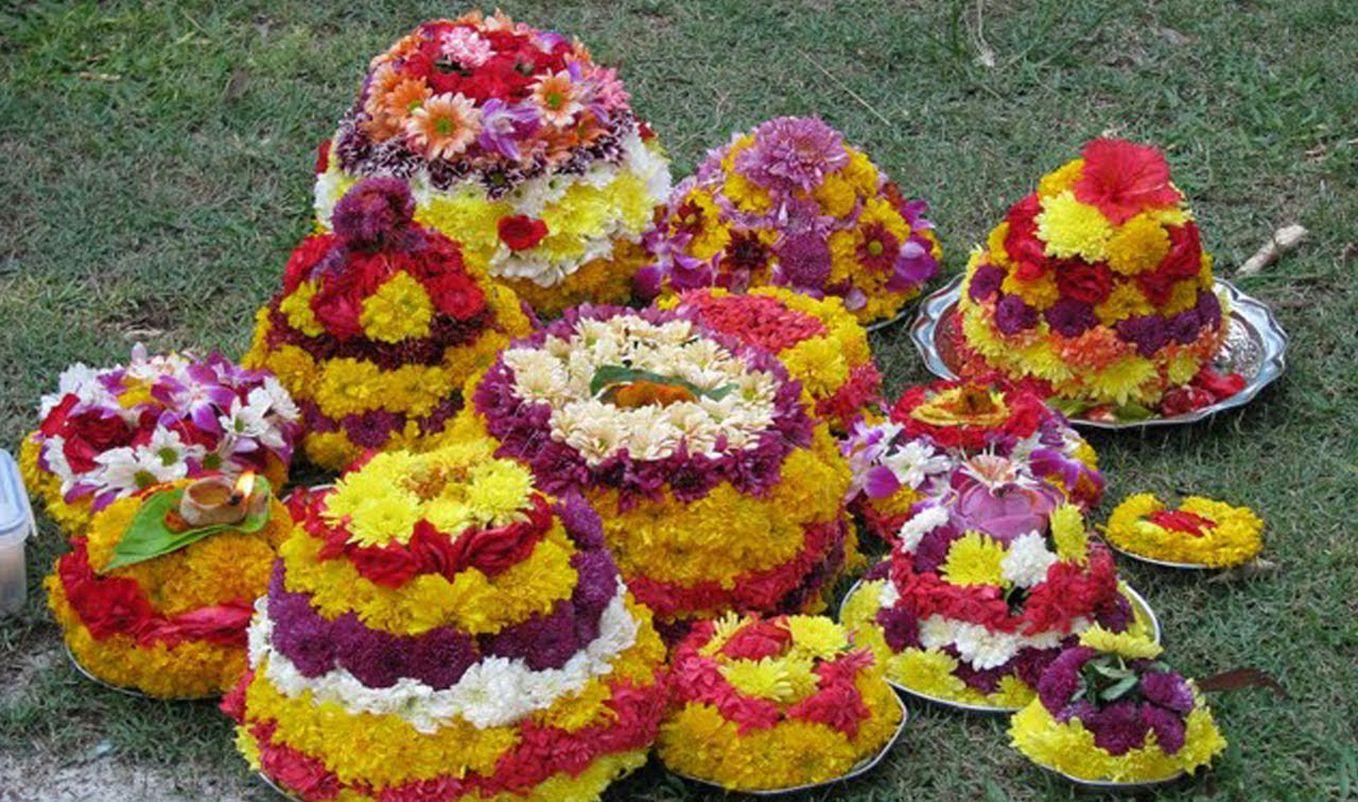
top-left (955, 138), bottom-right (1240, 418)
top-left (658, 613), bottom-right (902, 791)
top-left (245, 179), bottom-right (531, 471)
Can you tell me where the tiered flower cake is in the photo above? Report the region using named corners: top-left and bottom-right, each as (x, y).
top-left (841, 380), bottom-right (1103, 542)
top-left (47, 474), bottom-right (292, 698)
top-left (842, 502), bottom-right (1154, 710)
top-left (21, 345), bottom-right (299, 536)
top-left (454, 306), bottom-right (854, 633)
top-left (664, 286), bottom-right (882, 432)
top-left (226, 441), bottom-right (668, 802)
top-left (659, 614), bottom-right (902, 791)
top-left (244, 179), bottom-right (531, 471)
top-left (954, 138), bottom-right (1239, 416)
top-left (314, 11), bottom-right (671, 316)
top-left (636, 116), bottom-right (940, 326)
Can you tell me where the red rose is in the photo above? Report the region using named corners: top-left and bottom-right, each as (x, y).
top-left (310, 252), bottom-right (388, 340)
top-left (1055, 260), bottom-right (1113, 305)
top-left (69, 410), bottom-right (133, 452)
top-left (497, 215), bottom-right (549, 251)
top-left (348, 542), bottom-right (422, 588)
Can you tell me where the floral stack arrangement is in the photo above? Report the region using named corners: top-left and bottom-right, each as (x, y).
top-left (225, 440), bottom-right (668, 802)
top-left (658, 613), bottom-right (903, 791)
top-left (47, 471), bottom-right (292, 699)
top-left (1009, 626), bottom-right (1227, 784)
top-left (245, 179), bottom-right (531, 471)
top-left (20, 345), bottom-right (300, 537)
top-left (314, 10), bottom-right (671, 316)
top-left (841, 380), bottom-right (1104, 542)
top-left (636, 116), bottom-right (940, 327)
top-left (454, 306), bottom-right (854, 634)
top-left (664, 286), bottom-right (882, 431)
top-left (953, 138), bottom-right (1245, 420)
top-left (1104, 493), bottom-right (1264, 569)
top-left (842, 501), bottom-right (1155, 710)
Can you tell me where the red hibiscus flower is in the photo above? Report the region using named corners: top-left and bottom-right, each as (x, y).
top-left (1055, 260), bottom-right (1114, 305)
top-left (497, 215), bottom-right (549, 251)
top-left (1073, 139), bottom-right (1181, 225)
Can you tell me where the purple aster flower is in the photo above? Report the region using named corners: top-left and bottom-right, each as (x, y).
top-left (1044, 298), bottom-right (1097, 338)
top-left (1094, 593), bottom-right (1134, 633)
top-left (403, 627), bottom-right (477, 690)
top-left (913, 525), bottom-right (961, 574)
top-left (1115, 314), bottom-right (1171, 357)
top-left (994, 294), bottom-right (1039, 335)
top-left (734, 116), bottom-right (849, 192)
top-left (1086, 700), bottom-right (1151, 755)
top-left (1142, 704), bottom-right (1188, 754)
top-left (476, 99), bottom-right (540, 161)
top-left (331, 177), bottom-right (414, 250)
top-left (968, 264), bottom-right (1005, 303)
top-left (1140, 671), bottom-right (1195, 714)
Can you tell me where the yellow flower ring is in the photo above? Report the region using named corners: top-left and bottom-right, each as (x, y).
top-left (663, 286), bottom-right (883, 433)
top-left (954, 138), bottom-right (1230, 410)
top-left (1103, 493), bottom-right (1263, 568)
top-left (313, 12), bottom-right (671, 319)
top-left (228, 438), bottom-right (669, 802)
top-left (454, 307), bottom-right (857, 632)
top-left (657, 614), bottom-right (904, 792)
top-left (45, 480), bottom-right (292, 699)
top-left (243, 179), bottom-right (533, 472)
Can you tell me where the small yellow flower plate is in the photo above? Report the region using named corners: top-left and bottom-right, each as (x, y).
top-left (64, 644), bottom-right (217, 702)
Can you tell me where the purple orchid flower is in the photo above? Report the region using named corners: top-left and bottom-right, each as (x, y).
top-left (477, 99), bottom-right (540, 161)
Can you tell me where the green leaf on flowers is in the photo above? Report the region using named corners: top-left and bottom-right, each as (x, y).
top-left (1048, 397), bottom-right (1093, 417)
top-left (1111, 403), bottom-right (1157, 421)
top-left (589, 364), bottom-right (735, 402)
top-left (103, 477), bottom-right (272, 572)
top-left (1099, 674), bottom-right (1140, 702)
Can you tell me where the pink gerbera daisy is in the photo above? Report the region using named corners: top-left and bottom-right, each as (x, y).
top-left (405, 92), bottom-right (481, 160)
top-left (531, 70), bottom-right (583, 126)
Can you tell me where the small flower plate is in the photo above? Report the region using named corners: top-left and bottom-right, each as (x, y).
top-left (667, 690), bottom-right (909, 796)
top-left (865, 306), bottom-right (913, 333)
top-left (837, 580), bottom-right (1160, 715)
top-left (908, 275), bottom-right (1288, 430)
top-left (64, 644), bottom-right (217, 702)
top-left (1105, 542), bottom-right (1216, 571)
top-left (1034, 761), bottom-right (1186, 792)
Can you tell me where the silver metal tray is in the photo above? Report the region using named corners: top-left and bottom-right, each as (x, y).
top-left (837, 578), bottom-right (1160, 715)
top-left (865, 305), bottom-right (912, 333)
top-left (1106, 542), bottom-right (1215, 571)
top-left (667, 690), bottom-right (909, 795)
top-left (908, 275), bottom-right (1287, 429)
top-left (1035, 761), bottom-right (1186, 792)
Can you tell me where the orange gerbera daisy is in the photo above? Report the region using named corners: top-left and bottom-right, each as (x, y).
top-left (531, 70), bottom-right (583, 127)
top-left (404, 92), bottom-right (481, 160)
top-left (383, 77), bottom-right (432, 123)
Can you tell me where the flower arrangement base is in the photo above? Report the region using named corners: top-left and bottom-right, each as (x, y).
top-left (839, 577), bottom-right (1160, 715)
top-left (1103, 493), bottom-right (1264, 570)
top-left (667, 692), bottom-right (909, 797)
top-left (910, 276), bottom-right (1287, 429)
top-left (63, 644), bottom-right (216, 702)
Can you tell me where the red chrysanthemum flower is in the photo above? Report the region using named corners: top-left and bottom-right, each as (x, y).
top-left (1073, 139), bottom-right (1181, 225)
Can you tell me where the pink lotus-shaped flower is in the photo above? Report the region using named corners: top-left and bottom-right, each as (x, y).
top-left (948, 454), bottom-right (1064, 543)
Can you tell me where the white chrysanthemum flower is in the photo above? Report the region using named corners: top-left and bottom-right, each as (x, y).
top-left (1001, 531), bottom-right (1059, 588)
top-left (882, 439), bottom-right (952, 489)
top-left (896, 504), bottom-right (951, 554)
top-left (260, 375), bottom-right (301, 422)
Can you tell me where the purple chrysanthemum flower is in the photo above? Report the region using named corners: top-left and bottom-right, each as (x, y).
top-left (734, 116), bottom-right (848, 192)
top-left (1044, 298), bottom-right (1097, 338)
top-left (1114, 314), bottom-right (1169, 357)
top-left (994, 294), bottom-right (1039, 335)
top-left (331, 177), bottom-right (414, 250)
top-left (969, 264), bottom-right (1005, 303)
top-left (343, 409), bottom-right (401, 448)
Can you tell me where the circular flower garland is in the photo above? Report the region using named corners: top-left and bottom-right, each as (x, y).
top-left (225, 440), bottom-right (668, 802)
top-left (635, 116), bottom-right (940, 326)
top-left (454, 305), bottom-right (855, 632)
top-left (954, 138), bottom-right (1243, 418)
top-left (1009, 627), bottom-right (1226, 783)
top-left (658, 613), bottom-right (902, 791)
top-left (244, 179), bottom-right (531, 471)
top-left (45, 477), bottom-right (292, 698)
top-left (841, 503), bottom-right (1154, 710)
top-left (1104, 493), bottom-right (1263, 568)
top-left (662, 286), bottom-right (883, 432)
top-left (314, 11), bottom-right (671, 316)
top-left (20, 345), bottom-right (299, 537)
top-left (842, 381), bottom-right (1103, 542)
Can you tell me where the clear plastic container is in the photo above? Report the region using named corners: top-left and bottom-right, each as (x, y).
top-left (0, 449), bottom-right (36, 615)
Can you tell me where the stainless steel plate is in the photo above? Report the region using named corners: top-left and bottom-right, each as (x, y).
top-left (865, 306), bottom-right (913, 333)
top-left (1035, 762), bottom-right (1186, 791)
top-left (64, 644), bottom-right (217, 702)
top-left (1106, 541), bottom-right (1215, 571)
top-left (667, 690), bottom-right (909, 795)
top-left (837, 577), bottom-right (1160, 715)
top-left (908, 275), bottom-right (1288, 430)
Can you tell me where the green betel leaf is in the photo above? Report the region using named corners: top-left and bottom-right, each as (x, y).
top-left (1112, 403), bottom-right (1157, 422)
top-left (102, 476), bottom-right (273, 572)
top-left (589, 364), bottom-right (735, 402)
top-left (1099, 674), bottom-right (1140, 702)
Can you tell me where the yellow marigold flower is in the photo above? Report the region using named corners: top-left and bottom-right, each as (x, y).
top-left (721, 657), bottom-right (815, 703)
top-left (780, 337), bottom-right (850, 398)
top-left (465, 459), bottom-right (536, 527)
top-left (1079, 624), bottom-right (1163, 659)
top-left (725, 170), bottom-right (773, 214)
top-left (360, 272), bottom-right (435, 343)
top-left (940, 531), bottom-right (1007, 587)
top-left (1106, 214), bottom-right (1170, 275)
top-left (1164, 278), bottom-right (1201, 315)
top-left (1087, 356), bottom-right (1158, 406)
top-left (986, 222), bottom-right (1012, 268)
top-left (812, 171), bottom-right (857, 217)
top-left (1036, 191), bottom-right (1113, 262)
top-left (842, 149), bottom-right (879, 196)
top-left (280, 280), bottom-right (326, 337)
top-left (787, 615), bottom-right (848, 660)
top-left (1049, 504), bottom-right (1089, 562)
top-left (1037, 158), bottom-right (1085, 199)
top-left (414, 190), bottom-right (511, 265)
top-left (683, 190), bottom-right (731, 260)
top-left (1002, 271), bottom-right (1061, 310)
top-left (1095, 282), bottom-right (1155, 326)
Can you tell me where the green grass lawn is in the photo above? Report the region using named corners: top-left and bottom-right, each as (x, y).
top-left (2, 0), bottom-right (1357, 799)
